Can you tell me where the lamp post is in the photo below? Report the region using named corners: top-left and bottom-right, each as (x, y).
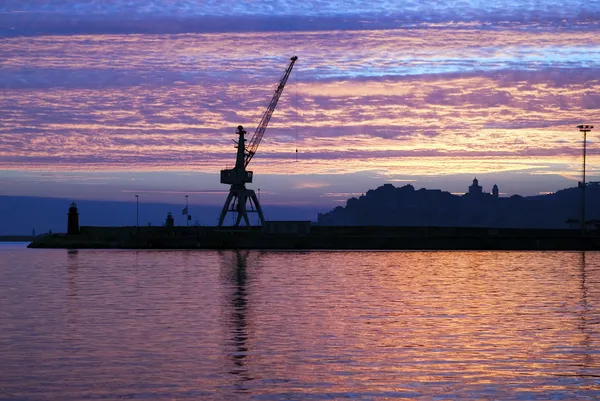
top-left (185, 195), bottom-right (189, 227)
top-left (135, 195), bottom-right (139, 228)
top-left (577, 125), bottom-right (593, 235)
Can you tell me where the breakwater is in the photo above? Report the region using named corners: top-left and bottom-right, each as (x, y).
top-left (1, 235), bottom-right (36, 242)
top-left (27, 225), bottom-right (600, 250)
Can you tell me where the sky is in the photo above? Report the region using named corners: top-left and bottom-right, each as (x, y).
top-left (1, 0), bottom-right (599, 215)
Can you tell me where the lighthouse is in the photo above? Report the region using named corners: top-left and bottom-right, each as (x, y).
top-left (67, 202), bottom-right (79, 235)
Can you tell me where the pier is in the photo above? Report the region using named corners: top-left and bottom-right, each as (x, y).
top-left (27, 225), bottom-right (600, 251)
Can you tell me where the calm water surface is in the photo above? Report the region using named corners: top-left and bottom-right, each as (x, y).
top-left (1, 244), bottom-right (599, 400)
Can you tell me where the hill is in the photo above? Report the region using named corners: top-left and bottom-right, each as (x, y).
top-left (317, 182), bottom-right (600, 229)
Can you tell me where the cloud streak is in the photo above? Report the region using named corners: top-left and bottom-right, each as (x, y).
top-left (2, 1), bottom-right (600, 21)
top-left (2, 0), bottom-right (600, 37)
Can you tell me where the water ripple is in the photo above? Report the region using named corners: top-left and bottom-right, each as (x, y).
top-left (0, 247), bottom-right (599, 399)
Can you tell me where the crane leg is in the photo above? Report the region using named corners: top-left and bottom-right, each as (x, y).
top-left (234, 193), bottom-right (251, 228)
top-left (241, 198), bottom-right (251, 228)
top-left (234, 193), bottom-right (244, 226)
top-left (251, 193), bottom-right (265, 226)
top-left (234, 211), bottom-right (243, 226)
top-left (218, 191), bottom-right (234, 227)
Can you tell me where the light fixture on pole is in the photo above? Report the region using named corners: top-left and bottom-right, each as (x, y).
top-left (577, 124), bottom-right (593, 235)
top-left (135, 195), bottom-right (139, 228)
top-left (185, 195), bottom-right (189, 226)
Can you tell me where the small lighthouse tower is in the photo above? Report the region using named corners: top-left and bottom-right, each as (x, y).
top-left (67, 202), bottom-right (79, 235)
top-left (165, 212), bottom-right (174, 228)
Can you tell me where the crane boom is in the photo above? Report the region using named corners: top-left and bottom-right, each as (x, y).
top-left (244, 56), bottom-right (298, 168)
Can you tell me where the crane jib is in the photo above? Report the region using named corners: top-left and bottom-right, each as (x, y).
top-left (244, 56), bottom-right (298, 168)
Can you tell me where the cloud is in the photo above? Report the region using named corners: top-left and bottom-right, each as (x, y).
top-left (1, 21), bottom-right (599, 204)
top-left (2, 1), bottom-right (600, 35)
top-left (2, 62), bottom-right (599, 173)
top-left (2, 28), bottom-right (599, 87)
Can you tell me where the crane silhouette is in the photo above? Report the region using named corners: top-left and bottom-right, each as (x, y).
top-left (218, 56), bottom-right (298, 227)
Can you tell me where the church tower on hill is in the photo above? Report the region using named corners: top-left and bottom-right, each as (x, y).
top-left (468, 178), bottom-right (483, 195)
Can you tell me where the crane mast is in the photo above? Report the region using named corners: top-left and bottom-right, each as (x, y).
top-left (218, 56), bottom-right (298, 228)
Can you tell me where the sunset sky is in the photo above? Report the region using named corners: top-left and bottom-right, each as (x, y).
top-left (1, 1), bottom-right (599, 210)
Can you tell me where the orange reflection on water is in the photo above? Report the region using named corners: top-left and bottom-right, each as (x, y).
top-left (244, 251), bottom-right (599, 398)
top-left (0, 249), bottom-right (599, 399)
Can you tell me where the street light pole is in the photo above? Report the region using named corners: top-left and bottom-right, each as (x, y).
top-left (135, 195), bottom-right (139, 228)
top-left (577, 125), bottom-right (593, 236)
top-left (185, 195), bottom-right (189, 227)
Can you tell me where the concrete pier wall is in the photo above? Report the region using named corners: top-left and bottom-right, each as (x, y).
top-left (27, 225), bottom-right (600, 250)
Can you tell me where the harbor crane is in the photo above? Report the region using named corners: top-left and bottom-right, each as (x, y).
top-left (218, 56), bottom-right (298, 227)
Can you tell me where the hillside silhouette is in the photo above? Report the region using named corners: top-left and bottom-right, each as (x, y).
top-left (317, 179), bottom-right (600, 229)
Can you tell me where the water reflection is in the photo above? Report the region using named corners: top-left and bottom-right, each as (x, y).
top-left (67, 249), bottom-right (79, 297)
top-left (220, 250), bottom-right (254, 391)
top-left (578, 252), bottom-right (593, 374)
top-left (1, 250), bottom-right (600, 399)
top-left (66, 249), bottom-right (79, 326)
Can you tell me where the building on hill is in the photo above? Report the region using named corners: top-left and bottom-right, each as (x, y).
top-left (467, 178), bottom-right (483, 196)
top-left (465, 178), bottom-right (499, 199)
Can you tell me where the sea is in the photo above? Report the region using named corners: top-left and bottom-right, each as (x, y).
top-left (1, 243), bottom-right (599, 400)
